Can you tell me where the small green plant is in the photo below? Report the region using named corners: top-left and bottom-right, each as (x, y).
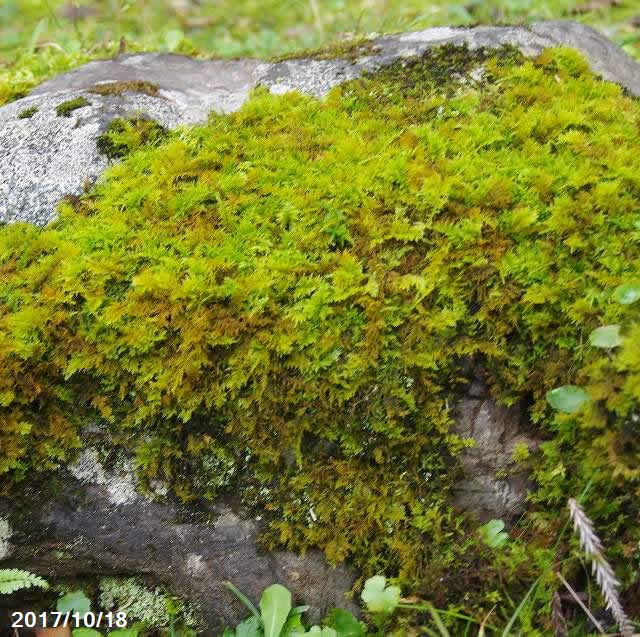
top-left (223, 581), bottom-right (323, 637)
top-left (55, 587), bottom-right (140, 637)
top-left (223, 576), bottom-right (482, 637)
top-left (17, 105), bottom-right (38, 119)
top-left (479, 519), bottom-right (509, 549)
top-left (57, 589), bottom-right (91, 614)
top-left (55, 96), bottom-right (91, 116)
top-left (0, 569), bottom-right (48, 595)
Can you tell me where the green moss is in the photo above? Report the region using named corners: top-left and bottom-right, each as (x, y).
top-left (89, 80), bottom-right (161, 98)
top-left (1, 46), bottom-right (640, 618)
top-left (96, 117), bottom-right (168, 159)
top-left (17, 105), bottom-right (38, 119)
top-left (272, 36), bottom-right (380, 63)
top-left (55, 96), bottom-right (91, 117)
top-left (98, 577), bottom-right (197, 628)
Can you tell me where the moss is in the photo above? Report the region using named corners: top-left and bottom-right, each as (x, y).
top-left (89, 80), bottom-right (161, 98)
top-left (96, 117), bottom-right (168, 159)
top-left (1, 46), bottom-right (640, 618)
top-left (55, 96), bottom-right (91, 117)
top-left (272, 36), bottom-right (381, 63)
top-left (98, 577), bottom-right (198, 628)
top-left (17, 105), bottom-right (38, 119)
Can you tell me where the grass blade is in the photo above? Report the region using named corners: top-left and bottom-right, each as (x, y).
top-left (224, 581), bottom-right (261, 620)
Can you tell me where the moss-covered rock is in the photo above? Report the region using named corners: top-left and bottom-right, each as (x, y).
top-left (1, 30), bottom-right (640, 629)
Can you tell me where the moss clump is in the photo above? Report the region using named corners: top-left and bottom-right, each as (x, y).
top-left (17, 105), bottom-right (38, 119)
top-left (1, 46), bottom-right (640, 619)
top-left (272, 36), bottom-right (381, 63)
top-left (99, 577), bottom-right (197, 628)
top-left (89, 80), bottom-right (161, 98)
top-left (55, 96), bottom-right (90, 117)
top-left (96, 117), bottom-right (167, 159)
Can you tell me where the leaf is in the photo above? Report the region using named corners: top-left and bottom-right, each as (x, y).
top-left (613, 283), bottom-right (640, 305)
top-left (589, 325), bottom-right (622, 348)
top-left (72, 630), bottom-right (102, 637)
top-left (57, 590), bottom-right (92, 614)
top-left (235, 616), bottom-right (263, 637)
top-left (360, 576), bottom-right (401, 615)
top-left (326, 609), bottom-right (364, 637)
top-left (479, 519), bottom-right (509, 548)
top-left (260, 584), bottom-right (292, 637)
top-left (224, 581), bottom-right (261, 620)
top-left (306, 628), bottom-right (337, 637)
top-left (0, 569), bottom-right (49, 595)
top-left (546, 385), bottom-right (591, 413)
top-left (281, 612), bottom-right (306, 636)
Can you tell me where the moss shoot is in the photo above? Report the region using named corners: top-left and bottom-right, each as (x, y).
top-left (1, 46), bottom-right (640, 620)
top-left (55, 96), bottom-right (91, 117)
top-left (17, 105), bottom-right (38, 119)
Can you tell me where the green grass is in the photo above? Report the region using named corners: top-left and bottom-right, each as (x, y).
top-left (1, 0), bottom-right (640, 106)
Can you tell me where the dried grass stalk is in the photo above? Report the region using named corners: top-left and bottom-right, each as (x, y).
top-left (567, 498), bottom-right (635, 637)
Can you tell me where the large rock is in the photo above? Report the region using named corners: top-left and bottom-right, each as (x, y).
top-left (0, 447), bottom-right (358, 632)
top-left (1, 21), bottom-right (639, 226)
top-left (2, 20), bottom-right (640, 632)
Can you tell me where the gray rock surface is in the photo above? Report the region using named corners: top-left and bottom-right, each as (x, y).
top-left (0, 449), bottom-right (357, 633)
top-left (452, 375), bottom-right (538, 522)
top-left (1, 21), bottom-right (639, 226)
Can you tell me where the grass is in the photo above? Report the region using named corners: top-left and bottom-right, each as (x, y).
top-left (1, 0), bottom-right (640, 106)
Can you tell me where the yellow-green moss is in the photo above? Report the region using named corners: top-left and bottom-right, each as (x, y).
top-left (17, 105), bottom-right (38, 119)
top-left (271, 36), bottom-right (381, 63)
top-left (1, 45), bottom-right (640, 622)
top-left (96, 117), bottom-right (168, 160)
top-left (55, 96), bottom-right (91, 117)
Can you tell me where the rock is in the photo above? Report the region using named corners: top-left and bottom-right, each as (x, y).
top-left (452, 375), bottom-right (539, 522)
top-left (0, 449), bottom-right (357, 633)
top-left (1, 21), bottom-right (639, 226)
top-left (0, 517), bottom-right (12, 561)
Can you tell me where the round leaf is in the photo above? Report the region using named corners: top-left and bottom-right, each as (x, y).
top-left (546, 386), bottom-right (591, 413)
top-left (589, 325), bottom-right (622, 348)
top-left (480, 519), bottom-right (509, 548)
top-left (613, 283), bottom-right (640, 305)
top-left (57, 590), bottom-right (91, 614)
top-left (361, 576), bottom-right (400, 615)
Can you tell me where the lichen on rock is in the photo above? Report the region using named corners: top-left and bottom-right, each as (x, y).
top-left (0, 517), bottom-right (12, 560)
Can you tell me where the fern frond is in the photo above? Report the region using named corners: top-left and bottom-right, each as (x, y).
top-left (0, 569), bottom-right (49, 595)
